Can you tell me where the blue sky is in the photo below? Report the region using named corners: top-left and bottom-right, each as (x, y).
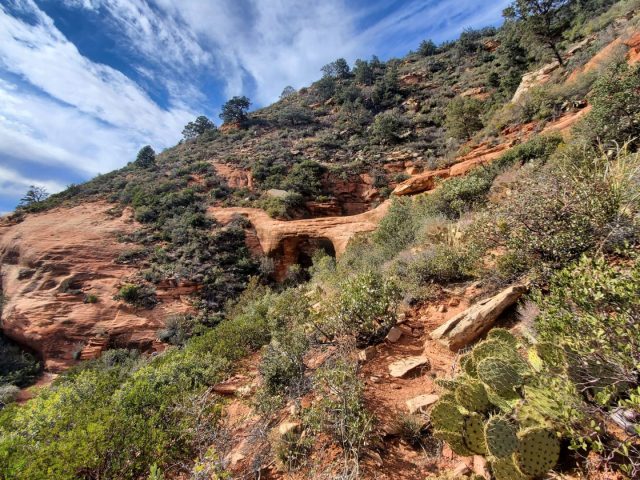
top-left (0, 0), bottom-right (510, 213)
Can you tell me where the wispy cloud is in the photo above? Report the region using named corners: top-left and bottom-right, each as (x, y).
top-left (0, 164), bottom-right (66, 197)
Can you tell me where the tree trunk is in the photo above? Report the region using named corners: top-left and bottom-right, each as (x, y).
top-left (549, 42), bottom-right (564, 66)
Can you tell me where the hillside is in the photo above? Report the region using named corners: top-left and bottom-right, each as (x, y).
top-left (1, 0), bottom-right (640, 479)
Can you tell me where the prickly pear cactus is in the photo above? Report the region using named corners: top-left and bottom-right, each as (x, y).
top-left (430, 400), bottom-right (464, 433)
top-left (484, 416), bottom-right (518, 458)
top-left (515, 427), bottom-right (561, 477)
top-left (463, 413), bottom-right (487, 454)
top-left (486, 328), bottom-right (518, 347)
top-left (528, 342), bottom-right (566, 373)
top-left (455, 379), bottom-right (491, 413)
top-left (491, 457), bottom-right (529, 480)
top-left (435, 378), bottom-right (460, 391)
top-left (476, 356), bottom-right (523, 397)
top-left (434, 430), bottom-right (475, 457)
top-left (472, 339), bottom-right (515, 365)
top-left (459, 352), bottom-right (477, 377)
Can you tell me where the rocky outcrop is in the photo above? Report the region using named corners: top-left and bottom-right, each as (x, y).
top-left (210, 202), bottom-right (390, 280)
top-left (393, 106), bottom-right (589, 197)
top-left (626, 32), bottom-right (640, 64)
top-left (213, 162), bottom-right (254, 190)
top-left (511, 61), bottom-right (562, 103)
top-left (430, 285), bottom-right (527, 351)
top-left (322, 172), bottom-right (380, 215)
top-left (0, 203), bottom-right (190, 370)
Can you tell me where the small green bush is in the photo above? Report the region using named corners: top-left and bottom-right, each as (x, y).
top-left (320, 271), bottom-right (401, 347)
top-left (403, 243), bottom-right (476, 284)
top-left (114, 283), bottom-right (157, 309)
top-left (83, 294), bottom-right (98, 304)
top-left (0, 385), bottom-right (20, 408)
top-left (370, 109), bottom-right (411, 144)
top-left (306, 358), bottom-right (373, 461)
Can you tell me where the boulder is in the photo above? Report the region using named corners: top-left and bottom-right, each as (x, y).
top-left (406, 394), bottom-right (439, 414)
top-left (388, 355), bottom-right (431, 378)
top-left (430, 285), bottom-right (527, 351)
top-left (385, 326), bottom-right (403, 343)
top-left (358, 346), bottom-right (377, 362)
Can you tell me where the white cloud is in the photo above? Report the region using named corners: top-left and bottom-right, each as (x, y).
top-left (0, 1), bottom-right (194, 144)
top-left (0, 0), bottom-right (197, 202)
top-left (0, 164), bottom-right (66, 197)
top-left (65, 0), bottom-right (509, 105)
top-left (0, 76), bottom-right (143, 175)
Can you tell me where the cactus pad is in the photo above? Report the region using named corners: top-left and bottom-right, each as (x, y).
top-left (486, 386), bottom-right (521, 411)
top-left (487, 328), bottom-right (518, 347)
top-left (491, 457), bottom-right (529, 480)
top-left (463, 413), bottom-right (487, 454)
top-left (455, 379), bottom-right (491, 413)
top-left (472, 339), bottom-right (516, 365)
top-left (435, 378), bottom-right (460, 391)
top-left (484, 416), bottom-right (518, 458)
top-left (429, 400), bottom-right (464, 433)
top-left (476, 356), bottom-right (523, 396)
top-left (515, 427), bottom-right (560, 478)
top-left (434, 430), bottom-right (474, 457)
top-left (459, 352), bottom-right (477, 377)
top-left (527, 347), bottom-right (544, 372)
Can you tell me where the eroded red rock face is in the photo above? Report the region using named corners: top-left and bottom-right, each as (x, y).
top-left (0, 203), bottom-right (189, 371)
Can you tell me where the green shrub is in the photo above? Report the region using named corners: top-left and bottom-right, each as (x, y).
top-left (535, 253), bottom-right (640, 378)
top-left (83, 294), bottom-right (98, 304)
top-left (372, 197), bottom-right (421, 258)
top-left (577, 62), bottom-right (640, 148)
top-left (114, 283), bottom-right (157, 309)
top-left (0, 385), bottom-right (20, 408)
top-left (445, 97), bottom-right (484, 140)
top-left (157, 314), bottom-right (200, 346)
top-left (319, 271), bottom-right (401, 347)
top-left (402, 243), bottom-right (477, 284)
top-left (281, 160), bottom-right (324, 197)
top-left (370, 109), bottom-right (411, 144)
top-left (273, 429), bottom-right (312, 471)
top-left (306, 358), bottom-right (373, 461)
top-left (258, 289), bottom-right (311, 396)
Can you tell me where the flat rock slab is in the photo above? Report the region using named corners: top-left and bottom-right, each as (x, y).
top-left (386, 326), bottom-right (403, 343)
top-left (406, 394), bottom-right (440, 414)
top-left (430, 284), bottom-right (527, 351)
top-left (388, 355), bottom-right (431, 378)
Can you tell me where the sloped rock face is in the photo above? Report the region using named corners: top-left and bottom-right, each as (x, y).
top-left (393, 107), bottom-right (589, 197)
top-left (0, 203), bottom-right (188, 371)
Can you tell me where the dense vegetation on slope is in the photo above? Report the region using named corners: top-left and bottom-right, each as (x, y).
top-left (1, 0), bottom-right (640, 479)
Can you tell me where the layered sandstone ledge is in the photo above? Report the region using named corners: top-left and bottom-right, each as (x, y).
top-left (0, 203), bottom-right (187, 370)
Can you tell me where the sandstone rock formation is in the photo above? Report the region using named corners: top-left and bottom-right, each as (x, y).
top-left (0, 203), bottom-right (190, 370)
top-left (213, 162), bottom-right (254, 190)
top-left (392, 106), bottom-right (590, 197)
top-left (210, 201), bottom-right (390, 280)
top-left (430, 285), bottom-right (527, 351)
